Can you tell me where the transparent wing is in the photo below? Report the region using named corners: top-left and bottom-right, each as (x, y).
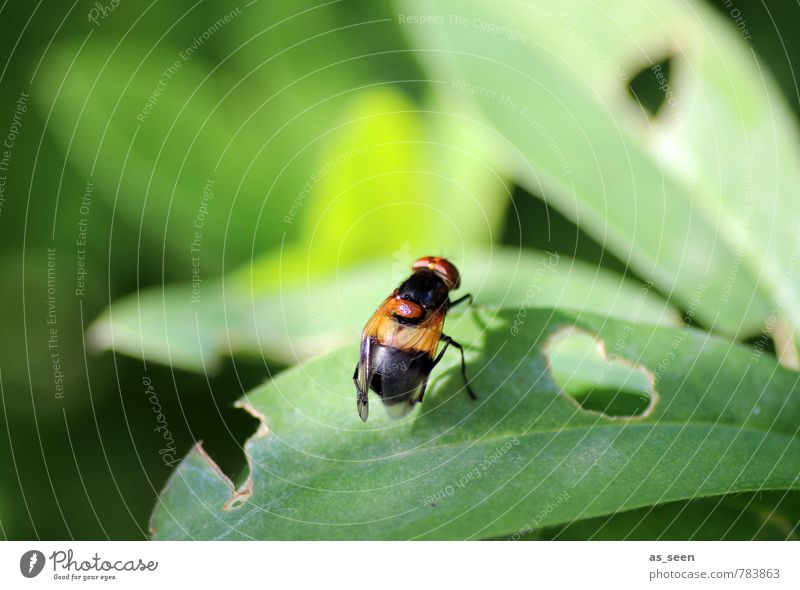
top-left (355, 336), bottom-right (375, 422)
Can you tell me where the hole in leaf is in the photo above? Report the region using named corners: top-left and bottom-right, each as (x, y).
top-left (744, 332), bottom-right (776, 358)
top-left (627, 57), bottom-right (673, 117)
top-left (570, 387), bottom-right (651, 416)
top-left (129, 355), bottom-right (269, 489)
top-left (544, 326), bottom-right (657, 418)
top-left (201, 403), bottom-right (262, 488)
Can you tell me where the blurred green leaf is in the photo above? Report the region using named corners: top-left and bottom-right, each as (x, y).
top-left (0, 253), bottom-right (98, 420)
top-left (39, 40), bottom-right (278, 273)
top-left (396, 0), bottom-right (800, 356)
top-left (298, 88), bottom-right (506, 268)
top-left (90, 246), bottom-right (679, 371)
top-left (151, 308), bottom-right (800, 539)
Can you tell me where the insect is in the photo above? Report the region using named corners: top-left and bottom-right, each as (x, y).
top-left (353, 256), bottom-right (476, 421)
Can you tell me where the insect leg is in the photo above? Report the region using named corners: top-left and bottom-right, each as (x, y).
top-left (449, 293), bottom-right (474, 309)
top-left (413, 376), bottom-right (430, 405)
top-left (434, 334), bottom-right (477, 400)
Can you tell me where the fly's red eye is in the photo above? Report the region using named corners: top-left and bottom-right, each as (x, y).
top-left (412, 256), bottom-right (436, 272)
top-left (412, 256), bottom-right (461, 290)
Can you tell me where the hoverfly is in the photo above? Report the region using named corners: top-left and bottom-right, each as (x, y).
top-left (353, 256), bottom-right (476, 421)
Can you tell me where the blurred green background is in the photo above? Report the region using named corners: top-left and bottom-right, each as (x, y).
top-left (0, 0), bottom-right (798, 540)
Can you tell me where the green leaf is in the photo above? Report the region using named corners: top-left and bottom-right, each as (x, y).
top-left (395, 0), bottom-right (800, 353)
top-left (90, 247), bottom-right (679, 371)
top-left (530, 491), bottom-right (800, 541)
top-left (150, 308), bottom-right (800, 540)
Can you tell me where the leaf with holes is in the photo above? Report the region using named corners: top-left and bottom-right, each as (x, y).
top-left (396, 0), bottom-right (800, 362)
top-left (150, 308), bottom-right (800, 540)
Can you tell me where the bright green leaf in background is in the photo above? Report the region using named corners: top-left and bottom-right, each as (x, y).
top-left (90, 247), bottom-right (678, 371)
top-left (299, 88), bottom-right (505, 269)
top-left (151, 309), bottom-right (800, 539)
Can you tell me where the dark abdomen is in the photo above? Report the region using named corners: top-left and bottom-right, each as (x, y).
top-left (370, 345), bottom-right (432, 407)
